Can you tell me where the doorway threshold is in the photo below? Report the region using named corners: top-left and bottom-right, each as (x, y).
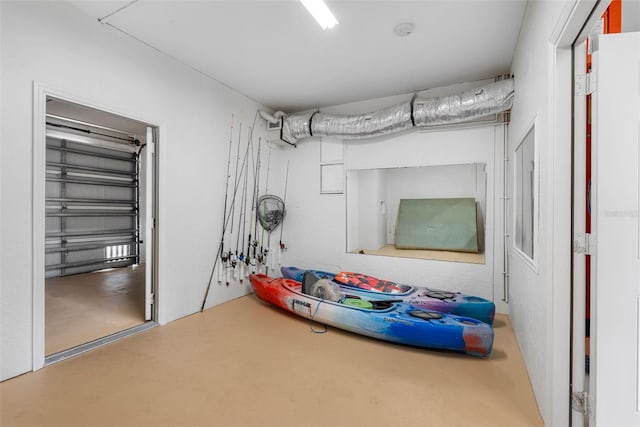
top-left (44, 321), bottom-right (157, 366)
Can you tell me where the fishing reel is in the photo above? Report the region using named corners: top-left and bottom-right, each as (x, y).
top-left (218, 251), bottom-right (231, 284)
top-left (230, 253), bottom-right (240, 281)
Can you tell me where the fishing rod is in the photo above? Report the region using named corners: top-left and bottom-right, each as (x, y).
top-left (244, 135), bottom-right (257, 276)
top-left (278, 160), bottom-right (290, 265)
top-left (238, 112), bottom-right (259, 280)
top-left (203, 113), bottom-right (263, 306)
top-left (219, 114), bottom-right (234, 284)
top-left (215, 120), bottom-right (255, 288)
top-left (202, 113), bottom-right (233, 310)
top-left (232, 161), bottom-right (244, 281)
top-left (260, 141), bottom-right (273, 273)
top-left (220, 114), bottom-right (255, 281)
top-left (236, 138), bottom-right (250, 282)
top-left (228, 123), bottom-right (243, 280)
top-left (229, 123), bottom-right (242, 239)
top-left (248, 137), bottom-right (262, 274)
top-left (228, 116), bottom-right (265, 284)
top-left (239, 163), bottom-right (250, 280)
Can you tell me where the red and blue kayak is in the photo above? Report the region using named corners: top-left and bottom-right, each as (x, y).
top-left (281, 266), bottom-right (495, 325)
top-left (250, 273), bottom-right (493, 357)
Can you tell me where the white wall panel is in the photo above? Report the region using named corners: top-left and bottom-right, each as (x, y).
top-left (355, 169), bottom-right (386, 251)
top-left (0, 1), bottom-right (266, 380)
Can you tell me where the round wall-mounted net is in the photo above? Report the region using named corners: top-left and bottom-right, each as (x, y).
top-left (257, 195), bottom-right (285, 232)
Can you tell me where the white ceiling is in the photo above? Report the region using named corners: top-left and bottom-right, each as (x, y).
top-left (68, 0), bottom-right (527, 113)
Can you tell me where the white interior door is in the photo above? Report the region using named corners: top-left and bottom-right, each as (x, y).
top-left (145, 127), bottom-right (155, 321)
top-left (590, 32), bottom-right (640, 425)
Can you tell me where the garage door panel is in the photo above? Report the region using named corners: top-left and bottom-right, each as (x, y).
top-left (45, 129), bottom-right (139, 278)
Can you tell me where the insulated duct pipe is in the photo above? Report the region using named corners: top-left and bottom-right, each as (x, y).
top-left (412, 79), bottom-right (514, 126)
top-left (312, 100), bottom-right (414, 139)
top-left (274, 78), bottom-right (514, 145)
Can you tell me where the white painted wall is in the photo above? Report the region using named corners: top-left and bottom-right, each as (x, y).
top-left (355, 168), bottom-right (387, 251)
top-left (276, 81), bottom-right (508, 319)
top-left (0, 1), bottom-right (269, 380)
top-left (507, 0), bottom-right (573, 423)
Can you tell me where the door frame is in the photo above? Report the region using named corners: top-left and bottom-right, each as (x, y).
top-left (565, 2), bottom-right (614, 426)
top-left (548, 0), bottom-right (614, 425)
top-left (32, 82), bottom-right (161, 371)
top-left (547, 0), bottom-right (608, 425)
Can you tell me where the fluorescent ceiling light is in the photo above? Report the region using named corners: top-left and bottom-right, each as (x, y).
top-left (300, 0), bottom-right (338, 30)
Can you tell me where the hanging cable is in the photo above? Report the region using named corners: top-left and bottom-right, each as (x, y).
top-left (309, 300), bottom-right (328, 334)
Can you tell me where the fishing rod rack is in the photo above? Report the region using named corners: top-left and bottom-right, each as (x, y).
top-left (45, 119), bottom-right (142, 277)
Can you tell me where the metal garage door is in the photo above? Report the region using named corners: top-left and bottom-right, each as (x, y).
top-left (45, 117), bottom-right (141, 278)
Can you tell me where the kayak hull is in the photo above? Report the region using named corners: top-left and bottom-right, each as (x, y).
top-left (281, 266), bottom-right (495, 325)
top-left (250, 273), bottom-right (493, 357)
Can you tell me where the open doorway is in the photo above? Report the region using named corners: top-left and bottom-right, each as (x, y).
top-left (43, 98), bottom-right (157, 359)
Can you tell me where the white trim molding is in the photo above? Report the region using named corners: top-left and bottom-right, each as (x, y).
top-left (31, 82), bottom-right (162, 371)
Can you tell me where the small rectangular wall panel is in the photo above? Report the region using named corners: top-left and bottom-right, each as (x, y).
top-left (395, 198), bottom-right (479, 253)
top-left (320, 164), bottom-right (344, 194)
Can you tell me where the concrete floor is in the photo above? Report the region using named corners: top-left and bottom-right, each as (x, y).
top-left (2, 295), bottom-right (542, 427)
top-left (45, 264), bottom-right (146, 355)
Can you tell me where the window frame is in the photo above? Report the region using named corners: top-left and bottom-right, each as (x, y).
top-left (512, 116), bottom-right (539, 268)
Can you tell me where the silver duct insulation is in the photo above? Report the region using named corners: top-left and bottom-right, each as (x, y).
top-left (312, 101), bottom-right (413, 139)
top-left (412, 79), bottom-right (514, 126)
top-left (278, 78), bottom-right (514, 145)
top-left (281, 111), bottom-right (315, 143)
